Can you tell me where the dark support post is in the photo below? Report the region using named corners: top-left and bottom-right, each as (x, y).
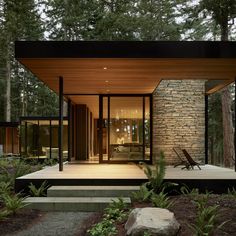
top-left (49, 120), bottom-right (52, 159)
top-left (59, 76), bottom-right (64, 171)
top-left (205, 94), bottom-right (208, 164)
top-left (150, 94), bottom-right (153, 164)
top-left (142, 96), bottom-right (145, 160)
top-left (108, 97), bottom-right (110, 161)
top-left (99, 95), bottom-right (103, 163)
top-left (235, 80), bottom-right (236, 172)
top-left (68, 99), bottom-right (71, 162)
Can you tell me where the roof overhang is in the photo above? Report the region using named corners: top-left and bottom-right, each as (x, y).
top-left (15, 41), bottom-right (236, 99)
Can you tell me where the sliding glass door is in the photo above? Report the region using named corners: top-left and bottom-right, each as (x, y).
top-left (100, 95), bottom-right (152, 163)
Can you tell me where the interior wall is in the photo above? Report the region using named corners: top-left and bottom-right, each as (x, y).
top-left (153, 80), bottom-right (205, 164)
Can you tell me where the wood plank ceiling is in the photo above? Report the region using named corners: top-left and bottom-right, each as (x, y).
top-left (19, 58), bottom-right (236, 98)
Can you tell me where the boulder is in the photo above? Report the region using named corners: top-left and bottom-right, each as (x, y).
top-left (125, 207), bottom-right (180, 236)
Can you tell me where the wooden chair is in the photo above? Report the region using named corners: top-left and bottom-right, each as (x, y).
top-left (173, 147), bottom-right (190, 169)
top-left (182, 149), bottom-right (201, 170)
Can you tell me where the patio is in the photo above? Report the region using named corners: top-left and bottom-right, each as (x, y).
top-left (15, 163), bottom-right (236, 193)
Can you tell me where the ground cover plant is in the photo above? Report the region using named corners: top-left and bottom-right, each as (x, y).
top-left (82, 152), bottom-right (236, 236)
top-left (0, 158), bottom-right (51, 235)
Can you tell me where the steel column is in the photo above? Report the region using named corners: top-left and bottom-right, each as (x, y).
top-left (68, 99), bottom-right (72, 162)
top-left (99, 95), bottom-right (103, 163)
top-left (235, 80), bottom-right (236, 172)
top-left (58, 76), bottom-right (64, 171)
top-left (205, 95), bottom-right (208, 164)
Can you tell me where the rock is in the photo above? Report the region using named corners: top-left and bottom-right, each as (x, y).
top-left (125, 207), bottom-right (180, 236)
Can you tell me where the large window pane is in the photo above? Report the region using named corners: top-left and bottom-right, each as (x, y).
top-left (109, 97), bottom-right (143, 161)
top-left (39, 120), bottom-right (50, 158)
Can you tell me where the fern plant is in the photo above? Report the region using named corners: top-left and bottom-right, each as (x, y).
top-left (189, 193), bottom-right (227, 236)
top-left (2, 193), bottom-right (27, 214)
top-left (151, 191), bottom-right (173, 209)
top-left (0, 209), bottom-right (10, 220)
top-left (28, 181), bottom-right (49, 197)
top-left (180, 184), bottom-right (199, 199)
top-left (0, 182), bottom-right (12, 196)
top-left (132, 184), bottom-right (153, 202)
top-left (144, 151), bottom-right (177, 193)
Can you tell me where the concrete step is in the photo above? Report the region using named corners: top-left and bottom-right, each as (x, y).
top-left (23, 197), bottom-right (131, 212)
top-left (47, 186), bottom-right (139, 197)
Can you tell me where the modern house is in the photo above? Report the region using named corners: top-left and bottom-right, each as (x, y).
top-left (14, 41), bottom-right (236, 173)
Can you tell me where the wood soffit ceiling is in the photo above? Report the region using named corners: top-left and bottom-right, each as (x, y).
top-left (18, 58), bottom-right (236, 105)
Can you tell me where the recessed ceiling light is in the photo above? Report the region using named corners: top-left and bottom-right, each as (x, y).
top-left (105, 80), bottom-right (109, 83)
top-left (103, 67), bottom-right (107, 70)
top-left (106, 89), bottom-right (110, 92)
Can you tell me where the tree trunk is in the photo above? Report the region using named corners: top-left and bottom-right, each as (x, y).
top-left (221, 87), bottom-right (234, 167)
top-left (6, 46), bottom-right (11, 122)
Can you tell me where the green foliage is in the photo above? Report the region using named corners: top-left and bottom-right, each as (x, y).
top-left (144, 151), bottom-right (178, 193)
top-left (88, 198), bottom-right (129, 236)
top-left (2, 193), bottom-right (26, 215)
top-left (144, 151), bottom-right (166, 193)
top-left (0, 182), bottom-right (12, 196)
top-left (28, 181), bottom-right (49, 197)
top-left (227, 187), bottom-right (236, 198)
top-left (180, 184), bottom-right (199, 199)
top-left (143, 232), bottom-right (151, 236)
top-left (189, 193), bottom-right (227, 236)
top-left (42, 158), bottom-right (58, 167)
top-left (132, 184), bottom-right (153, 202)
top-left (0, 209), bottom-right (10, 221)
top-left (87, 218), bottom-right (117, 236)
top-left (107, 197), bottom-right (128, 211)
top-left (151, 191), bottom-right (173, 209)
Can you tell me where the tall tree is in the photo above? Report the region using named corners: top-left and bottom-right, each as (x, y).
top-left (182, 0), bottom-right (236, 167)
top-left (200, 0), bottom-right (236, 168)
top-left (0, 0), bottom-right (59, 121)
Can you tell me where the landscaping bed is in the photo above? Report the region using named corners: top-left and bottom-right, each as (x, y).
top-left (78, 194), bottom-right (236, 236)
top-left (0, 208), bottom-right (44, 236)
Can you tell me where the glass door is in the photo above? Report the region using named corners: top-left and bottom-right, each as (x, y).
top-left (100, 95), bottom-right (152, 163)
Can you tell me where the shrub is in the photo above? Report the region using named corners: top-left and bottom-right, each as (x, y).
top-left (0, 182), bottom-right (12, 196)
top-left (28, 181), bottom-right (49, 197)
top-left (2, 193), bottom-right (27, 214)
top-left (88, 198), bottom-right (129, 236)
top-left (0, 209), bottom-right (10, 221)
top-left (227, 187), bottom-right (236, 198)
top-left (189, 193), bottom-right (227, 236)
top-left (87, 218), bottom-right (117, 236)
top-left (180, 184), bottom-right (199, 199)
top-left (144, 151), bottom-right (177, 193)
top-left (132, 184), bottom-right (153, 202)
top-left (151, 191), bottom-right (173, 209)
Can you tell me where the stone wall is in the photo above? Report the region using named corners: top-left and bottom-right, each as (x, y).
top-left (153, 80), bottom-right (205, 164)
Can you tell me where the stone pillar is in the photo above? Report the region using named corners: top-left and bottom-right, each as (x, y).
top-left (153, 80), bottom-right (205, 164)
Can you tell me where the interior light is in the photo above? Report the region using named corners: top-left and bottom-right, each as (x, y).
top-left (103, 67), bottom-right (107, 70)
top-left (105, 80), bottom-right (109, 83)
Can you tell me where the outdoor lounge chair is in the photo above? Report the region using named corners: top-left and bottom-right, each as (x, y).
top-left (182, 149), bottom-right (201, 170)
top-left (173, 147), bottom-right (190, 169)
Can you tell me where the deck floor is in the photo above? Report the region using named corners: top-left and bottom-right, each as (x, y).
top-left (18, 163), bottom-right (236, 180)
top-left (15, 164), bottom-right (236, 193)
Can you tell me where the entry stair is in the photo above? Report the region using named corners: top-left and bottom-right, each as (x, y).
top-left (23, 186), bottom-right (139, 211)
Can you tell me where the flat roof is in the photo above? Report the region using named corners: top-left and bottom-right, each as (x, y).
top-left (15, 41), bottom-right (236, 98)
top-left (15, 41), bottom-right (236, 58)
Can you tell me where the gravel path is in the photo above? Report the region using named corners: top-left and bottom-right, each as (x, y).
top-left (9, 212), bottom-right (94, 236)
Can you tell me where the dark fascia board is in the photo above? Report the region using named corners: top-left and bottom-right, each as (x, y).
top-left (0, 122), bottom-right (19, 127)
top-left (15, 41), bottom-right (236, 59)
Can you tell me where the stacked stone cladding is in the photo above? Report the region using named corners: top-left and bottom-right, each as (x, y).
top-left (153, 80), bottom-right (205, 164)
